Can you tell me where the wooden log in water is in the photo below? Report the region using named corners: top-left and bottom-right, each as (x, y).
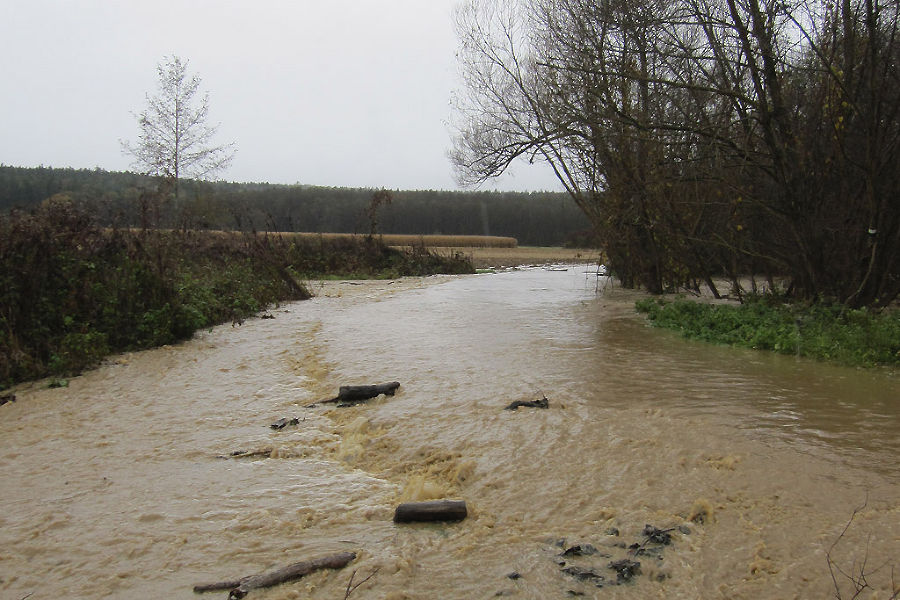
top-left (393, 500), bottom-right (468, 523)
top-left (193, 551), bottom-right (356, 598)
top-left (309, 382), bottom-right (401, 407)
top-left (504, 395), bottom-right (549, 410)
top-left (336, 382), bottom-right (400, 402)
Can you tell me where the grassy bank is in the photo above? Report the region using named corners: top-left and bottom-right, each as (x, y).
top-left (636, 296), bottom-right (900, 368)
top-left (0, 198), bottom-right (473, 389)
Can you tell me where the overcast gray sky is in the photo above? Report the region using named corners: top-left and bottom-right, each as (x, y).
top-left (1, 0), bottom-right (560, 191)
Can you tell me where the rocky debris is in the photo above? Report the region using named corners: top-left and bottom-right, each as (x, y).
top-left (561, 544), bottom-right (600, 557)
top-left (608, 559), bottom-right (642, 583)
top-left (641, 525), bottom-right (673, 545)
top-left (561, 566), bottom-right (606, 585)
top-left (628, 543), bottom-right (665, 558)
top-left (543, 521), bottom-right (692, 593)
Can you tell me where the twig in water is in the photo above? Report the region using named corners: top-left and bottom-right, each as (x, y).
top-left (344, 566), bottom-right (380, 599)
top-left (827, 497), bottom-right (900, 600)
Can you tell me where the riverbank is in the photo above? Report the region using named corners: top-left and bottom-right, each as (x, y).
top-left (0, 199), bottom-right (473, 390)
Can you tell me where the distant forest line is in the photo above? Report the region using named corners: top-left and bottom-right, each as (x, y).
top-left (0, 166), bottom-right (592, 247)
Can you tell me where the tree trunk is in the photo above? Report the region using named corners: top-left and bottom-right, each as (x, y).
top-left (393, 500), bottom-right (468, 523)
top-left (193, 552), bottom-right (356, 598)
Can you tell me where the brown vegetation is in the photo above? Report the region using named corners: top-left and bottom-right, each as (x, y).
top-left (281, 232), bottom-right (517, 248)
top-left (454, 246), bottom-right (601, 269)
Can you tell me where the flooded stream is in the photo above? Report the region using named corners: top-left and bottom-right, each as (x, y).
top-left (1, 267), bottom-right (898, 599)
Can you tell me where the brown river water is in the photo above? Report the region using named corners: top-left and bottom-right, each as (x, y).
top-left (1, 267), bottom-right (898, 599)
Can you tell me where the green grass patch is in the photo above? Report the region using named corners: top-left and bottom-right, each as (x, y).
top-left (635, 296), bottom-right (900, 367)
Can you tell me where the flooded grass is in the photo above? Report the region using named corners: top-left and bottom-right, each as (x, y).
top-left (636, 296), bottom-right (900, 367)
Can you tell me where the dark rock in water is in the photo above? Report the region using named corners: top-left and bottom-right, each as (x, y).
top-left (566, 591), bottom-right (585, 597)
top-left (270, 417), bottom-right (300, 430)
top-left (609, 558), bottom-right (641, 583)
top-left (561, 544), bottom-right (599, 557)
top-left (506, 572), bottom-right (521, 580)
top-left (605, 527), bottom-right (620, 536)
top-left (505, 396), bottom-right (549, 410)
top-left (678, 525), bottom-right (691, 535)
top-left (561, 565), bottom-right (605, 584)
top-left (642, 525), bottom-right (673, 545)
top-left (0, 393), bottom-right (15, 407)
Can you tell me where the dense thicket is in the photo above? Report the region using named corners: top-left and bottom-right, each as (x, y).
top-left (453, 0), bottom-right (899, 307)
top-left (0, 165), bottom-right (592, 247)
top-left (0, 197), bottom-right (472, 389)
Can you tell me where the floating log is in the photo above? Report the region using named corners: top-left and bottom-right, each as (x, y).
top-left (393, 500), bottom-right (468, 523)
top-left (308, 382), bottom-right (401, 407)
top-left (270, 417), bottom-right (300, 430)
top-left (217, 449), bottom-right (273, 459)
top-left (336, 382), bottom-right (400, 403)
top-left (505, 395), bottom-right (549, 410)
top-left (193, 551), bottom-right (356, 598)
top-left (0, 393), bottom-right (15, 407)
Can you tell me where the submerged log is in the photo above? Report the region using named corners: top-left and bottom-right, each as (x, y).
top-left (336, 382), bottom-right (400, 403)
top-left (505, 395), bottom-right (549, 410)
top-left (393, 500), bottom-right (468, 523)
top-left (193, 551), bottom-right (356, 598)
top-left (217, 449), bottom-right (273, 459)
top-left (270, 417), bottom-right (300, 430)
top-left (308, 382), bottom-right (401, 407)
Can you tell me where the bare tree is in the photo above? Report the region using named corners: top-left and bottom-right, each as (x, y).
top-left (453, 0), bottom-right (900, 306)
top-left (122, 55), bottom-right (235, 201)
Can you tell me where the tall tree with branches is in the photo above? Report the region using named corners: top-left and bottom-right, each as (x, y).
top-left (122, 55), bottom-right (235, 202)
top-left (453, 0), bottom-right (900, 307)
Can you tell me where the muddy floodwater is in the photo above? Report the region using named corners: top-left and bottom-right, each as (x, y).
top-left (2, 268), bottom-right (899, 599)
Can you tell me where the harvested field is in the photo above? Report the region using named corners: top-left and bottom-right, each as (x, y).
top-left (429, 246), bottom-right (602, 269)
top-left (282, 232), bottom-right (517, 248)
